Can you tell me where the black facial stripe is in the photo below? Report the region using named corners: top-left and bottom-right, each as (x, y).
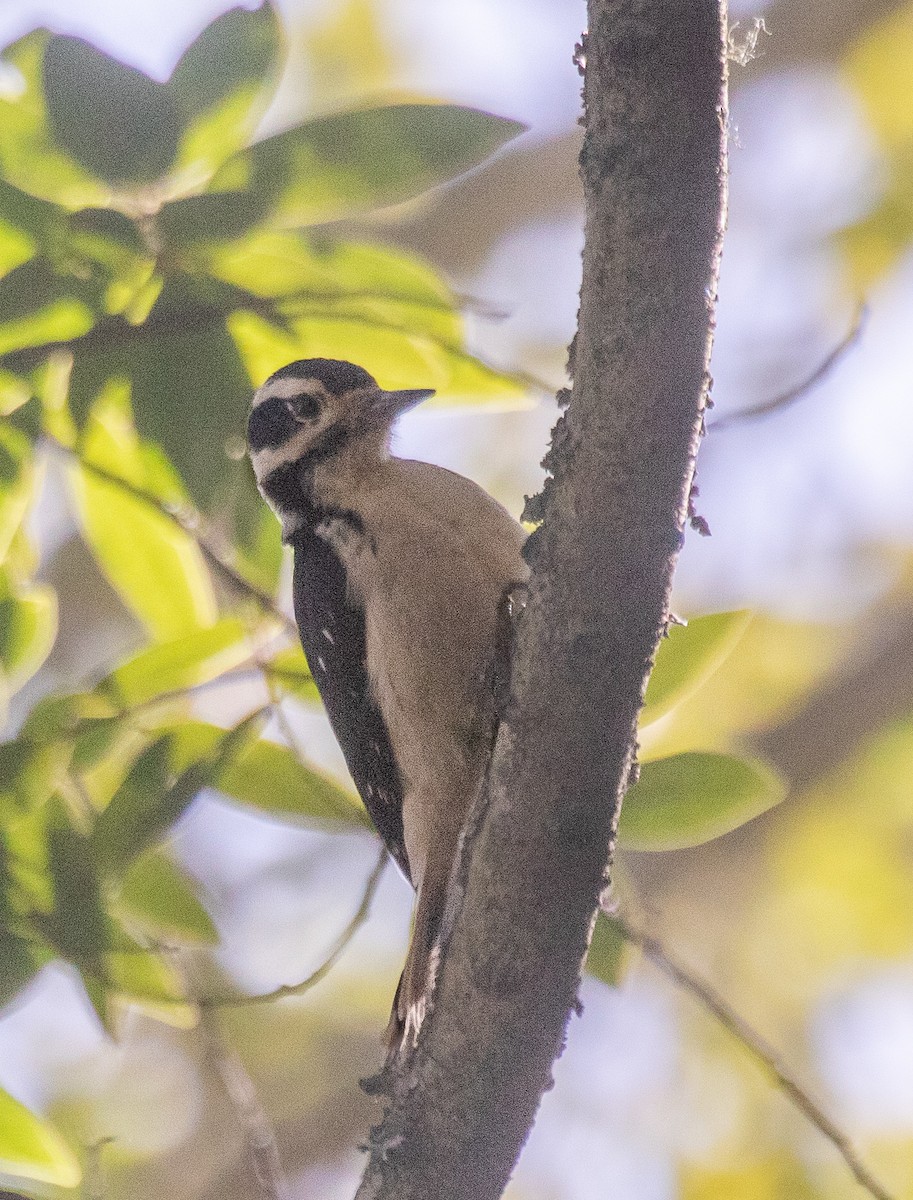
top-left (259, 423), bottom-right (353, 523)
top-left (248, 397), bottom-right (298, 451)
top-left (324, 507), bottom-right (365, 535)
top-left (260, 460), bottom-right (309, 512)
top-left (264, 358), bottom-right (377, 396)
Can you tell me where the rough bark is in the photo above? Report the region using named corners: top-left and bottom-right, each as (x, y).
top-left (355, 3), bottom-right (728, 1197)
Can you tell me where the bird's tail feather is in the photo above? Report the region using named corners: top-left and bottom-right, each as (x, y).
top-left (384, 877), bottom-right (445, 1051)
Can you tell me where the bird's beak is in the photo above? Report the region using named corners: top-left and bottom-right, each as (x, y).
top-left (371, 388), bottom-right (436, 418)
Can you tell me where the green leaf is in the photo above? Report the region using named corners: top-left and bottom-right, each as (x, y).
top-left (206, 103), bottom-right (526, 227)
top-left (170, 2), bottom-right (283, 179)
top-left (43, 37), bottom-right (181, 185)
top-left (229, 309), bottom-right (524, 404)
top-left (0, 30), bottom-right (110, 208)
top-left (619, 752), bottom-right (786, 851)
top-left (92, 715), bottom-right (264, 873)
top-left (214, 728), bottom-right (369, 827)
top-left (117, 849), bottom-right (217, 945)
top-left (99, 618), bottom-right (251, 708)
top-left (0, 582), bottom-right (57, 693)
top-left (264, 646), bottom-right (320, 704)
top-left (0, 1087), bottom-right (80, 1188)
top-left (0, 928), bottom-right (43, 1007)
top-left (0, 258), bottom-right (95, 356)
top-left (41, 800), bottom-right (108, 970)
top-left (0, 422), bottom-right (34, 565)
top-left (104, 943), bottom-right (188, 1008)
top-left (0, 740), bottom-right (62, 817)
top-left (585, 912), bottom-right (627, 987)
top-left (642, 611), bottom-right (752, 726)
top-left (68, 289), bottom-right (254, 509)
top-left (68, 381), bottom-right (217, 640)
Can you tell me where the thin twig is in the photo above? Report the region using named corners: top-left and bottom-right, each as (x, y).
top-left (709, 309), bottom-right (866, 432)
top-left (610, 907), bottom-right (895, 1200)
top-left (180, 955), bottom-right (289, 1200)
top-left (200, 844), bottom-right (388, 1009)
top-left (43, 432), bottom-right (297, 636)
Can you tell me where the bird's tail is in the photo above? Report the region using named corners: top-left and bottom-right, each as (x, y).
top-left (384, 875), bottom-right (446, 1051)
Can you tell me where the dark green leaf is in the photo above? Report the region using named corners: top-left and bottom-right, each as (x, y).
top-left (0, 258), bottom-right (95, 356)
top-left (207, 103), bottom-right (526, 227)
top-left (90, 736), bottom-right (173, 874)
top-left (0, 30), bottom-right (109, 207)
top-left (69, 286), bottom-right (254, 508)
top-left (92, 714), bottom-right (264, 873)
top-left (0, 740), bottom-right (62, 816)
top-left (170, 3), bottom-right (283, 177)
top-left (117, 850), bottom-right (217, 945)
top-left (619, 752), bottom-right (786, 851)
top-left (43, 36), bottom-right (181, 184)
top-left (0, 1087), bottom-right (81, 1187)
top-left (42, 800), bottom-right (108, 970)
top-left (0, 928), bottom-right (43, 1007)
top-left (642, 611), bottom-right (752, 726)
top-left (585, 912), bottom-right (627, 987)
top-left (158, 189), bottom-right (270, 248)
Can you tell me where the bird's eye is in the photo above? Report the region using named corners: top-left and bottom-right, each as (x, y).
top-left (286, 394), bottom-right (321, 422)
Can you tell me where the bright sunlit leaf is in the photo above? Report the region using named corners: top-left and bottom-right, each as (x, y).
top-left (0, 1087), bottom-right (80, 1188)
top-left (69, 381), bottom-right (217, 640)
top-left (99, 618), bottom-right (252, 708)
top-left (619, 752), bottom-right (786, 851)
top-left (642, 611), bottom-right (751, 726)
top-left (0, 581), bottom-right (57, 693)
top-left (585, 911), bottom-right (627, 988)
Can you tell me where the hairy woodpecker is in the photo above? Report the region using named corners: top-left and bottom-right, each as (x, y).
top-left (248, 358), bottom-right (528, 1046)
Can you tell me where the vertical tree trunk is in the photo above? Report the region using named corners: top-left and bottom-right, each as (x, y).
top-left (356, 3), bottom-right (728, 1197)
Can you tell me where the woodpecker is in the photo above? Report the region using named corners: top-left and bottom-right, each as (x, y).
top-left (247, 358), bottom-right (528, 1047)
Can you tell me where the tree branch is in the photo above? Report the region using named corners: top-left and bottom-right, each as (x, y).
top-left (613, 910), bottom-right (896, 1200)
top-left (355, 3), bottom-right (728, 1197)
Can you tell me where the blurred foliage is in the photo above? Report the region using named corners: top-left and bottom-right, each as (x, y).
top-left (843, 1), bottom-right (913, 286)
top-left (0, 2), bottom-right (911, 1199)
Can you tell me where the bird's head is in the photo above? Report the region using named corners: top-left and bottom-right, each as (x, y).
top-left (248, 358), bottom-right (435, 535)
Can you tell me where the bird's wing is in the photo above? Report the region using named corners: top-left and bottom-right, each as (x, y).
top-left (290, 525), bottom-right (411, 882)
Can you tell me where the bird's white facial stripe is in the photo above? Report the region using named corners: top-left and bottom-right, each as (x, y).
top-left (251, 377), bottom-right (324, 409)
top-left (249, 422), bottom-right (321, 485)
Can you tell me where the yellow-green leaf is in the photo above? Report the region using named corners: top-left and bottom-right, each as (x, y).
top-left (0, 582), bottom-right (57, 693)
top-left (642, 610), bottom-right (752, 727)
top-left (68, 381), bottom-right (216, 640)
top-left (206, 103), bottom-right (526, 227)
top-left (619, 752), bottom-right (786, 851)
top-left (117, 850), bottom-right (218, 945)
top-left (0, 1087), bottom-right (80, 1188)
top-left (99, 618), bottom-right (251, 708)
